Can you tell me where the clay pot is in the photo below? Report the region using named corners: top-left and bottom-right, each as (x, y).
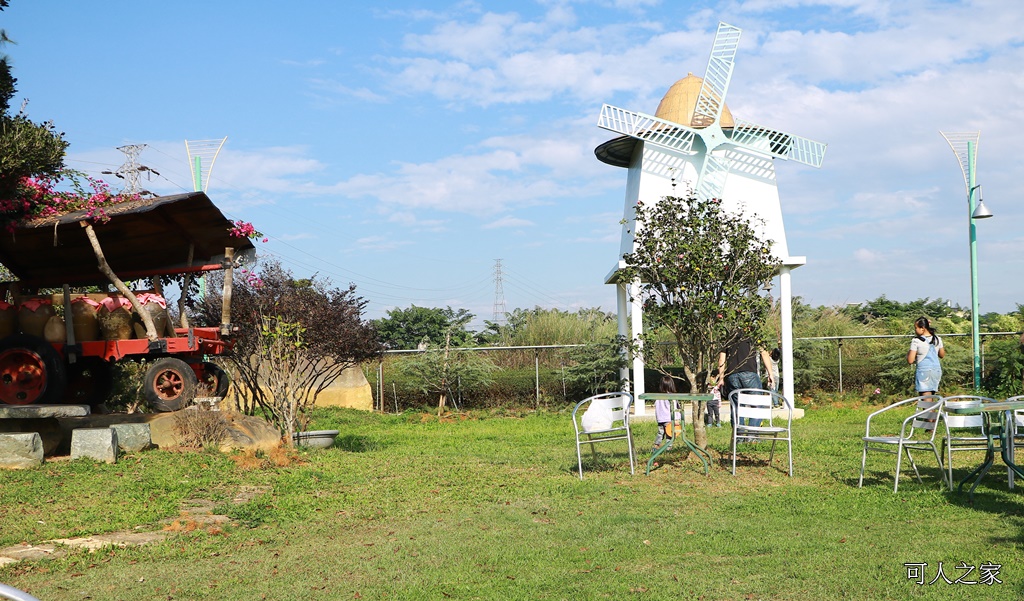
top-left (18, 299), bottom-right (55, 338)
top-left (0, 302), bottom-right (16, 339)
top-left (98, 305), bottom-right (133, 341)
top-left (131, 294), bottom-right (169, 339)
top-left (43, 315), bottom-right (66, 343)
top-left (70, 298), bottom-right (101, 342)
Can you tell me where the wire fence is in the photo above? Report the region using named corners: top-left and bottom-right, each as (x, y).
top-left (366, 332), bottom-right (1024, 411)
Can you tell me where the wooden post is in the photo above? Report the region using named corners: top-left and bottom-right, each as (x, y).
top-left (220, 247), bottom-right (235, 336)
top-left (178, 244), bottom-right (193, 329)
top-left (62, 284), bottom-right (77, 363)
top-left (80, 221), bottom-right (159, 341)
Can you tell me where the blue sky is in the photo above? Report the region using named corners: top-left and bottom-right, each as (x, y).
top-left (4, 0), bottom-right (1022, 330)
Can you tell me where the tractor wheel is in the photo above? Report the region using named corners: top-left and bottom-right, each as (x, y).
top-left (197, 362), bottom-right (230, 398)
top-left (0, 334), bottom-right (67, 405)
top-left (144, 357), bottom-right (198, 412)
top-left (65, 359), bottom-right (115, 407)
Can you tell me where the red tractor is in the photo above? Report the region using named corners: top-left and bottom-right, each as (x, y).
top-left (0, 192), bottom-right (254, 412)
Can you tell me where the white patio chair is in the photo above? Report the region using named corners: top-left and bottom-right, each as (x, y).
top-left (572, 392), bottom-right (635, 479)
top-left (940, 395), bottom-right (998, 479)
top-left (729, 388), bottom-right (793, 476)
top-left (859, 396), bottom-right (950, 492)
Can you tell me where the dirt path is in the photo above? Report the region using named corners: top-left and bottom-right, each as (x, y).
top-left (0, 485), bottom-right (270, 568)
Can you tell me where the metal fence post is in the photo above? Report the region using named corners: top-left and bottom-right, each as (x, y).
top-left (838, 338), bottom-right (844, 394)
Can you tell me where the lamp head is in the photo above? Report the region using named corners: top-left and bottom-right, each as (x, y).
top-left (972, 200), bottom-right (993, 219)
top-left (970, 185), bottom-right (993, 219)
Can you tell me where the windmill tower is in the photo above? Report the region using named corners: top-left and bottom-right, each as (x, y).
top-left (595, 22), bottom-right (827, 411)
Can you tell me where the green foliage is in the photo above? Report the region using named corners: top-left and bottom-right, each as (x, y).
top-left (397, 346), bottom-right (497, 410)
top-left (619, 194), bottom-right (779, 394)
top-left (842, 296), bottom-right (966, 324)
top-left (200, 260), bottom-right (382, 438)
top-left (982, 338), bottom-right (1024, 398)
top-left (561, 338), bottom-right (627, 398)
top-left (373, 305), bottom-right (474, 350)
top-left (484, 307), bottom-right (617, 347)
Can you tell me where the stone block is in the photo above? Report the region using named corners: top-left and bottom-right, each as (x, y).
top-left (110, 423), bottom-right (152, 453)
top-left (70, 428), bottom-right (118, 464)
top-left (0, 432), bottom-right (44, 469)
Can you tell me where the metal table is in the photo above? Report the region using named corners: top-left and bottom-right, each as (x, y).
top-left (639, 393), bottom-right (714, 475)
top-left (947, 399), bottom-right (1024, 502)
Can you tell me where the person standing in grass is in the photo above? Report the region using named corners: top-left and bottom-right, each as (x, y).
top-left (705, 379), bottom-right (723, 428)
top-left (651, 375), bottom-right (676, 452)
top-left (719, 334), bottom-right (774, 426)
top-left (908, 316), bottom-right (945, 396)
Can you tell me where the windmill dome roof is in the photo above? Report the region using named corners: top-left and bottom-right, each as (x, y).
top-left (655, 73), bottom-right (735, 128)
top-left (594, 73), bottom-right (735, 167)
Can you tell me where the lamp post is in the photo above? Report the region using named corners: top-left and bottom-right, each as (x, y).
top-left (941, 131), bottom-right (993, 390)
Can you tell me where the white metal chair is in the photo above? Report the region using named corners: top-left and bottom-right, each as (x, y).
top-left (859, 396), bottom-right (950, 492)
top-left (940, 395), bottom-right (998, 479)
top-left (572, 392), bottom-right (635, 479)
top-left (729, 389), bottom-right (793, 476)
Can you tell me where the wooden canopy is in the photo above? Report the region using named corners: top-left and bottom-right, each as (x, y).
top-left (0, 192), bottom-right (255, 287)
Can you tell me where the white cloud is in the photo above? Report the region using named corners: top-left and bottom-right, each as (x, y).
top-left (349, 235), bottom-right (414, 252)
top-left (483, 216), bottom-right (535, 229)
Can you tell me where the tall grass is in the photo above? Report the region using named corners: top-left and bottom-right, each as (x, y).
top-left (3, 405), bottom-right (1024, 600)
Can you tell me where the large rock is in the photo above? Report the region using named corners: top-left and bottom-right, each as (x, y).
top-left (315, 365), bottom-right (373, 411)
top-left (0, 418), bottom-right (63, 456)
top-left (110, 423), bottom-right (152, 452)
top-left (0, 432), bottom-right (44, 469)
top-left (70, 428), bottom-right (118, 464)
top-left (147, 408), bottom-right (282, 452)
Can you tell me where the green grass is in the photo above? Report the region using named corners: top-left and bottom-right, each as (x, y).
top-left (2, 404), bottom-right (1024, 600)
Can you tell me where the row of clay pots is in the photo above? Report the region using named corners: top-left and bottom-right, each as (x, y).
top-left (0, 296), bottom-right (170, 343)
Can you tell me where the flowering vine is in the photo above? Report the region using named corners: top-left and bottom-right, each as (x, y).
top-left (229, 220), bottom-right (268, 243)
top-left (0, 169), bottom-right (139, 233)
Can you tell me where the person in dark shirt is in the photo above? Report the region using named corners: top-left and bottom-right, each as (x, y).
top-left (719, 336), bottom-right (773, 426)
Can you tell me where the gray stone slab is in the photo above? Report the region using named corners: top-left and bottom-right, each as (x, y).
top-left (0, 404), bottom-right (90, 419)
top-left (0, 432), bottom-right (44, 469)
top-left (70, 428), bottom-right (118, 464)
top-left (110, 423), bottom-right (152, 452)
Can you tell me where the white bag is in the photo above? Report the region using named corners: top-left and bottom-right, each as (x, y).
top-left (581, 402), bottom-right (614, 432)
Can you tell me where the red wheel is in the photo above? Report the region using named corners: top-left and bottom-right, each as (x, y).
top-left (144, 357), bottom-right (198, 412)
top-left (196, 362), bottom-right (230, 398)
top-left (0, 335), bottom-right (67, 405)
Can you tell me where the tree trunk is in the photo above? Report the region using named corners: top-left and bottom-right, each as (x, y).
top-left (692, 400), bottom-right (707, 449)
top-left (80, 221), bottom-right (159, 341)
top-left (683, 366), bottom-right (708, 449)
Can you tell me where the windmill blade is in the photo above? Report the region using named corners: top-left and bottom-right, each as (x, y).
top-left (598, 104), bottom-right (698, 154)
top-left (730, 119), bottom-right (827, 168)
top-left (695, 152), bottom-right (732, 202)
top-left (692, 22), bottom-right (742, 128)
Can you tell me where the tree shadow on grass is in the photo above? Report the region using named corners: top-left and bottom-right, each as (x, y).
top-left (334, 434), bottom-right (382, 452)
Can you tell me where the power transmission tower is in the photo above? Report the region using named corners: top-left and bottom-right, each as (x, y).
top-left (492, 259), bottom-right (507, 324)
top-left (104, 144), bottom-right (159, 195)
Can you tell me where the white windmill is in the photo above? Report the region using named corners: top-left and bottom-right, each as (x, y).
top-left (595, 22), bottom-right (827, 412)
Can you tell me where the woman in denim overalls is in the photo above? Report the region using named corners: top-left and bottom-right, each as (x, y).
top-left (907, 316), bottom-right (945, 395)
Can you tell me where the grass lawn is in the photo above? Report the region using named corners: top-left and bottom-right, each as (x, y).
top-left (2, 403), bottom-right (1024, 600)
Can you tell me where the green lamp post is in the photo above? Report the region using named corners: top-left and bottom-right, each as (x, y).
top-left (941, 132), bottom-right (993, 390)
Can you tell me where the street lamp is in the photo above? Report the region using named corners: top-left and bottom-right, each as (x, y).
top-left (941, 131), bottom-right (992, 390)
